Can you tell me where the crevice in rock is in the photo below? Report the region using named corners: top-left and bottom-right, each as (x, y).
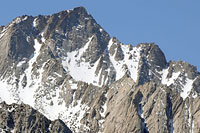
top-left (166, 94), bottom-right (174, 133)
top-left (134, 92), bottom-right (149, 133)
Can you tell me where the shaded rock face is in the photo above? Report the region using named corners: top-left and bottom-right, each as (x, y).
top-left (136, 43), bottom-right (167, 86)
top-left (0, 102), bottom-right (72, 133)
top-left (0, 6), bottom-right (200, 133)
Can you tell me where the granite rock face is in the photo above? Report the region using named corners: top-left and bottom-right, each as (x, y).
top-left (0, 6), bottom-right (200, 133)
top-left (0, 102), bottom-right (72, 133)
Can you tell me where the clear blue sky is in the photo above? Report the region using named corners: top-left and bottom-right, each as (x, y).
top-left (1, 0), bottom-right (200, 70)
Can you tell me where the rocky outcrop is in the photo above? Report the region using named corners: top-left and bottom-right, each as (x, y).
top-left (0, 26), bottom-right (4, 33)
top-left (0, 102), bottom-right (72, 133)
top-left (136, 43), bottom-right (167, 86)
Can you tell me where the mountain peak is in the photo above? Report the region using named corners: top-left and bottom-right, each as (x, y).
top-left (0, 7), bottom-right (200, 133)
top-left (50, 6), bottom-right (90, 20)
top-left (72, 6), bottom-right (88, 14)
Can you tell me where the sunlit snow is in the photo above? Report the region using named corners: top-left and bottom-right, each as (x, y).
top-left (19, 39), bottom-right (43, 105)
top-left (180, 78), bottom-right (195, 100)
top-left (62, 35), bottom-right (103, 86)
top-left (108, 38), bottom-right (141, 82)
top-left (161, 68), bottom-right (181, 86)
top-left (33, 18), bottom-right (38, 27)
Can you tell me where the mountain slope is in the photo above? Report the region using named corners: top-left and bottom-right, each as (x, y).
top-left (0, 6), bottom-right (200, 133)
top-left (0, 102), bottom-right (72, 133)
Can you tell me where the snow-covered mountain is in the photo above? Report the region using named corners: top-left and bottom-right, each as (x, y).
top-left (0, 6), bottom-right (200, 133)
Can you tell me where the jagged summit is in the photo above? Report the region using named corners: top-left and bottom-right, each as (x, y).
top-left (0, 7), bottom-right (200, 133)
top-left (3, 6), bottom-right (89, 26)
top-left (53, 6), bottom-right (90, 18)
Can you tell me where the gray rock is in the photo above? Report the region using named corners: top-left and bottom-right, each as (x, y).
top-left (136, 43), bottom-right (167, 85)
top-left (0, 102), bottom-right (72, 133)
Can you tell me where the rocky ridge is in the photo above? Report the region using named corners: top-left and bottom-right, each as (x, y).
top-left (0, 102), bottom-right (72, 133)
top-left (0, 6), bottom-right (200, 133)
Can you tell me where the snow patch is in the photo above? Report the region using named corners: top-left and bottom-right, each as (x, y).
top-left (12, 16), bottom-right (28, 25)
top-left (0, 32), bottom-right (5, 39)
top-left (42, 87), bottom-right (67, 120)
top-left (161, 68), bottom-right (181, 86)
top-left (0, 27), bottom-right (7, 39)
top-left (14, 18), bottom-right (21, 24)
top-left (17, 60), bottom-right (26, 67)
top-left (22, 16), bottom-right (28, 21)
top-left (33, 18), bottom-right (38, 27)
top-left (69, 80), bottom-right (78, 90)
top-left (7, 106), bottom-right (15, 112)
top-left (161, 67), bottom-right (197, 100)
top-left (192, 118), bottom-right (194, 133)
top-left (0, 128), bottom-right (8, 133)
top-left (107, 39), bottom-right (113, 50)
top-left (67, 9), bottom-right (74, 13)
top-left (0, 81), bottom-right (16, 104)
top-left (108, 39), bottom-right (141, 82)
top-left (62, 36), bottom-right (103, 86)
top-left (19, 39), bottom-right (42, 105)
top-left (76, 25), bottom-right (83, 30)
top-left (99, 28), bottom-right (103, 32)
top-left (62, 98), bottom-right (89, 132)
top-left (26, 36), bottom-right (31, 42)
top-left (41, 32), bottom-right (45, 42)
top-left (180, 78), bottom-right (195, 100)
